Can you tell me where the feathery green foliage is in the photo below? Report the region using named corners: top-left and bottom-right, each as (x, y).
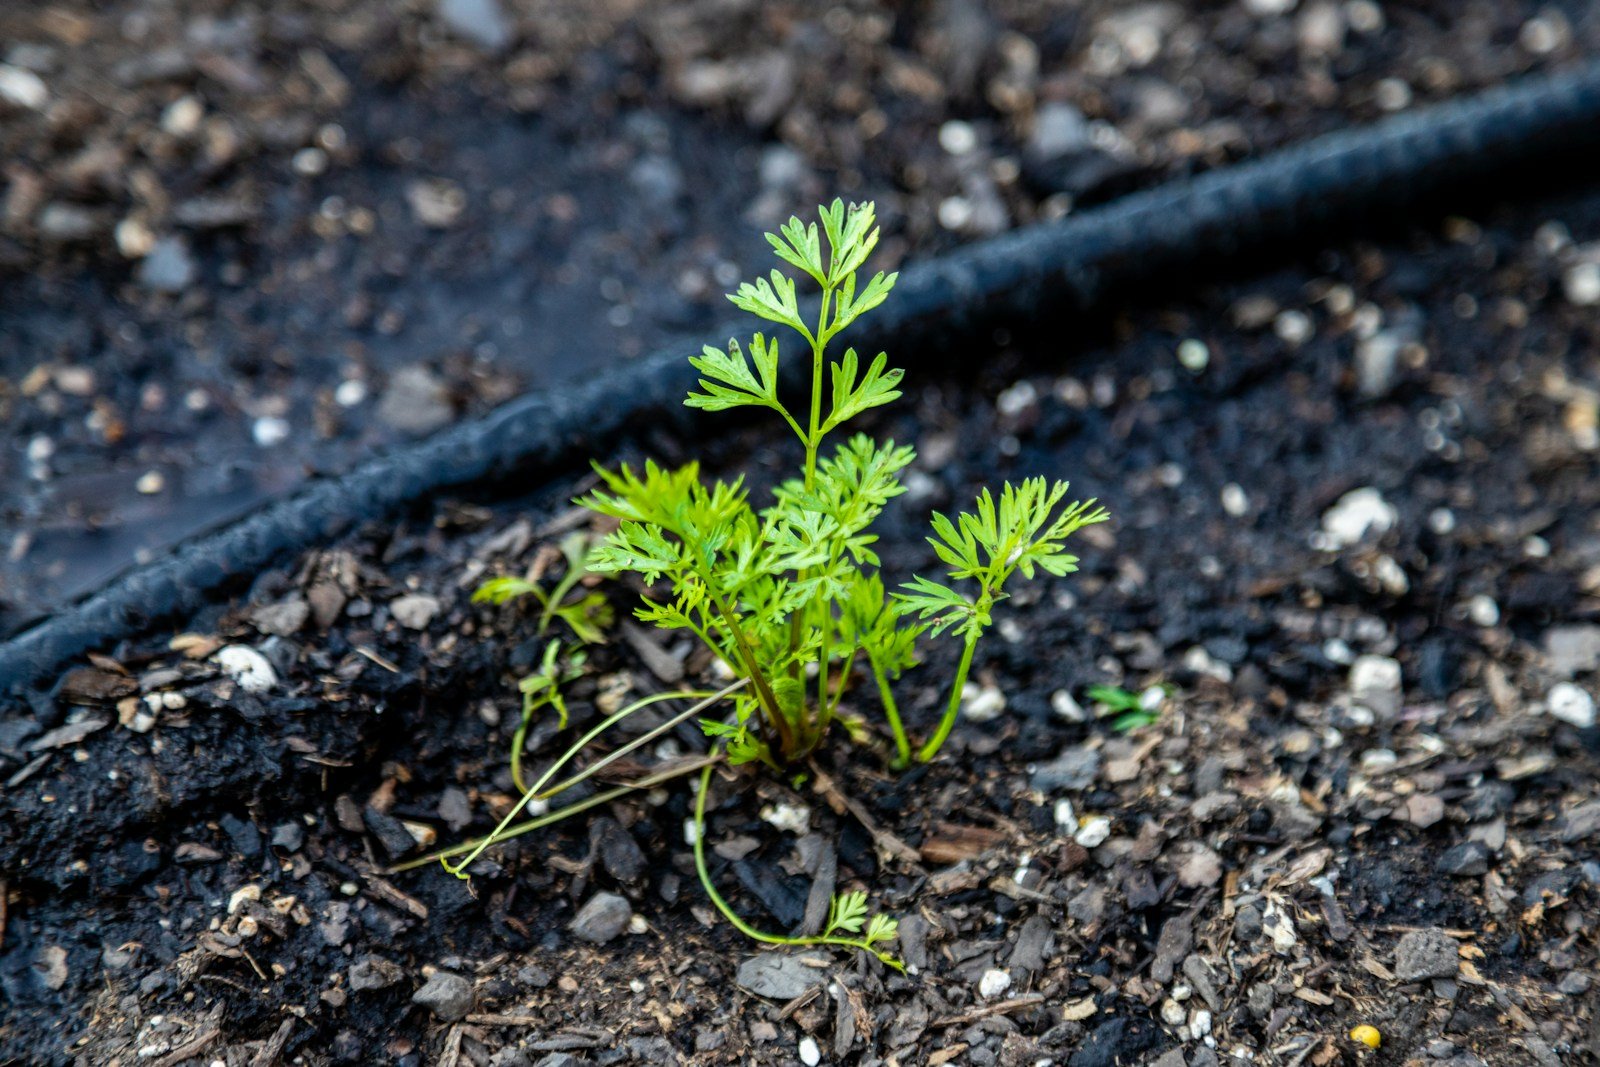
top-left (581, 199), bottom-right (1108, 772)
top-left (436, 200), bottom-right (1106, 970)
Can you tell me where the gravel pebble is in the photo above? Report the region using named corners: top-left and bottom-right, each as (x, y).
top-left (569, 892), bottom-right (633, 944)
top-left (1393, 928), bottom-right (1459, 981)
top-left (1547, 683), bottom-right (1596, 729)
top-left (411, 970), bottom-right (474, 1021)
top-left (735, 952), bottom-right (823, 999)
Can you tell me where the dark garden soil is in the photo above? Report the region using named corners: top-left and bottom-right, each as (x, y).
top-left (3, 0), bottom-right (1598, 634)
top-left (4, 163), bottom-right (1600, 1065)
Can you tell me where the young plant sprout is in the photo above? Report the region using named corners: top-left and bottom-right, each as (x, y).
top-left (581, 199), bottom-right (1107, 769)
top-left (416, 200), bottom-right (1107, 965)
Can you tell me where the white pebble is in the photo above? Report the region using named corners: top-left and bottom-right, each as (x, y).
top-left (1177, 338), bottom-right (1209, 372)
top-left (937, 196), bottom-right (974, 231)
top-left (798, 1036), bottom-right (821, 1067)
top-left (135, 470), bottom-right (165, 495)
top-left (1548, 683), bottom-right (1596, 729)
top-left (213, 645), bottom-right (277, 693)
top-left (1220, 483), bottom-right (1249, 517)
top-left (759, 802), bottom-right (810, 835)
top-left (939, 120), bottom-right (979, 156)
top-left (1273, 309), bottom-right (1312, 346)
top-left (1374, 78), bottom-right (1412, 112)
top-left (996, 380), bottom-right (1038, 417)
top-left (227, 884), bottom-right (261, 915)
top-left (334, 379), bottom-right (368, 407)
top-left (252, 416), bottom-right (290, 448)
top-left (1372, 555), bottom-right (1409, 595)
top-left (961, 682), bottom-right (1007, 722)
top-left (1350, 654), bottom-right (1402, 695)
top-left (1320, 487), bottom-right (1397, 548)
top-left (1184, 646), bottom-right (1233, 683)
top-left (1051, 689), bottom-right (1088, 722)
top-left (1074, 815), bottom-right (1111, 848)
top-left (0, 64), bottom-right (49, 110)
top-left (1565, 263), bottom-right (1600, 306)
top-left (978, 968), bottom-right (1012, 999)
top-left (1345, 0), bottom-right (1383, 32)
top-left (1053, 798), bottom-right (1077, 829)
top-left (1467, 595), bottom-right (1499, 628)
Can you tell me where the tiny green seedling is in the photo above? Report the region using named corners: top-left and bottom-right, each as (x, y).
top-left (423, 200), bottom-right (1108, 966)
top-left (581, 200), bottom-right (1108, 773)
top-left (471, 531), bottom-right (612, 644)
top-left (1088, 683), bottom-right (1168, 733)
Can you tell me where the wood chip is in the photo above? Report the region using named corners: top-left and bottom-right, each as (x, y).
top-left (247, 1017), bottom-right (295, 1067)
top-left (27, 717), bottom-right (109, 752)
top-left (361, 874), bottom-right (428, 919)
top-left (931, 994), bottom-right (1045, 1028)
top-left (809, 766), bottom-right (922, 867)
top-left (152, 1029), bottom-right (220, 1067)
top-left (920, 822), bottom-right (1007, 864)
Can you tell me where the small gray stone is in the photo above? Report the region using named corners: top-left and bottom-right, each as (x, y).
top-left (1560, 801), bottom-right (1600, 843)
top-left (391, 593), bottom-right (442, 631)
top-left (437, 0), bottom-right (512, 51)
top-left (38, 202), bottom-right (101, 241)
top-left (1176, 845), bottom-right (1224, 887)
top-left (1009, 914), bottom-right (1054, 976)
top-left (34, 945), bottom-right (68, 991)
top-left (438, 787), bottom-right (472, 832)
top-left (1545, 625), bottom-right (1600, 677)
top-left (270, 822), bottom-right (304, 851)
top-left (1190, 791), bottom-right (1240, 822)
top-left (137, 236), bottom-right (196, 292)
top-left (735, 952), bottom-right (823, 1000)
top-left (569, 892), bottom-right (632, 944)
top-left (1394, 928), bottom-right (1459, 981)
top-left (1030, 746), bottom-right (1100, 792)
top-left (1027, 102), bottom-right (1091, 160)
top-left (349, 955), bottom-right (404, 991)
top-left (412, 970), bottom-right (474, 1021)
top-left (1435, 841), bottom-right (1489, 877)
top-left (378, 366), bottom-right (454, 436)
top-left (252, 597), bottom-right (309, 637)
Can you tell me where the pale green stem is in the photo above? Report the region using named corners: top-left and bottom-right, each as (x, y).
top-left (869, 651), bottom-right (911, 770)
top-left (443, 683), bottom-right (742, 877)
top-left (692, 759), bottom-right (900, 968)
top-left (394, 755), bottom-right (718, 874)
top-left (914, 627), bottom-right (980, 765)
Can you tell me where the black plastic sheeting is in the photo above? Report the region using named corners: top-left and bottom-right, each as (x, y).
top-left (5, 59), bottom-right (1600, 701)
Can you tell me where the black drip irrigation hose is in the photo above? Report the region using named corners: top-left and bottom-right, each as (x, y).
top-left (5, 59), bottom-right (1600, 701)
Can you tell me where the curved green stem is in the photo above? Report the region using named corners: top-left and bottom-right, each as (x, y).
top-left (869, 651), bottom-right (911, 770)
top-left (915, 629), bottom-right (979, 764)
top-left (692, 760), bottom-right (902, 969)
top-left (443, 682), bottom-right (743, 877)
top-left (394, 755), bottom-right (718, 874)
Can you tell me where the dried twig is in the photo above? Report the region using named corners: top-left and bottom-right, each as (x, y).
top-left (248, 1017), bottom-right (295, 1067)
top-left (930, 994), bottom-right (1046, 1028)
top-left (152, 1029), bottom-right (220, 1067)
top-left (809, 766), bottom-right (923, 868)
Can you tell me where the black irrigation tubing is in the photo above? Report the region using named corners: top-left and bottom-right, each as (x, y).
top-left (5, 58), bottom-right (1600, 703)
